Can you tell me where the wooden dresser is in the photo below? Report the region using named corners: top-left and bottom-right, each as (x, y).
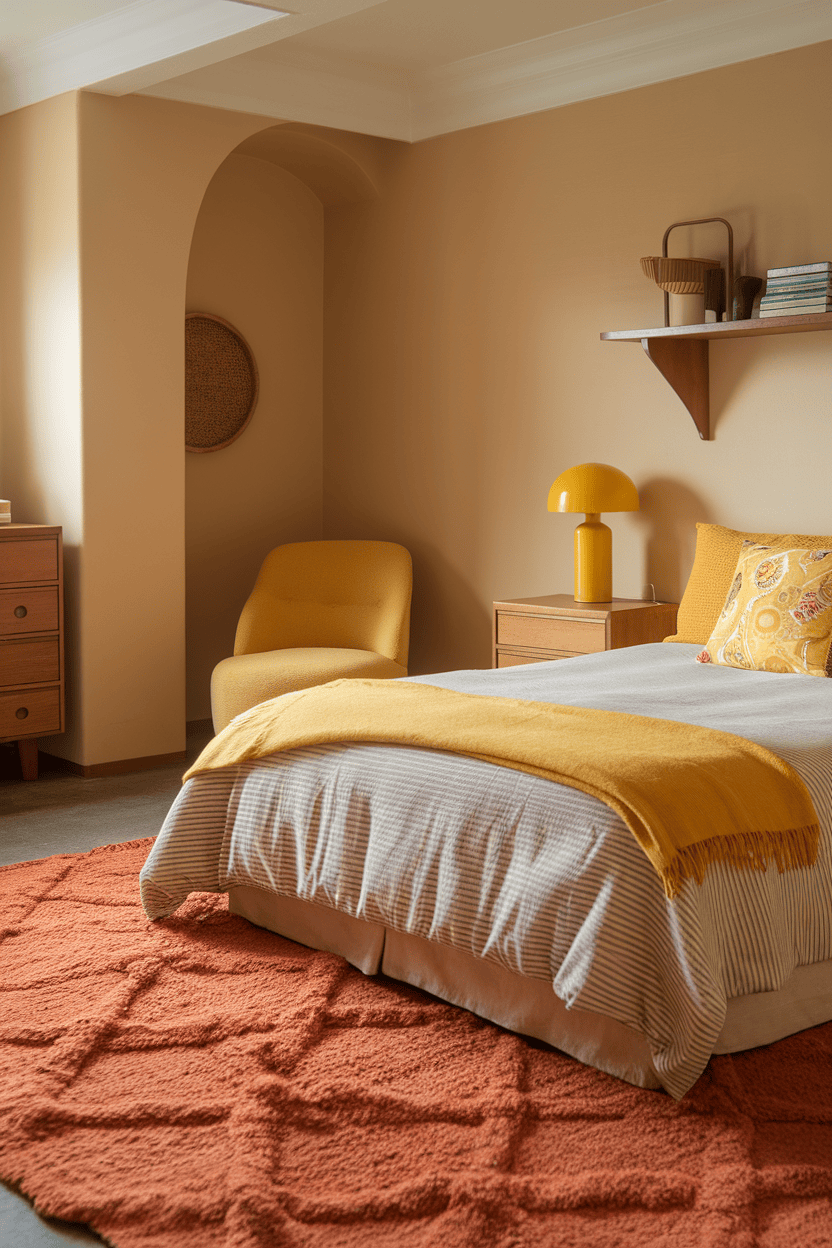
top-left (493, 594), bottom-right (678, 668)
top-left (0, 524), bottom-right (64, 780)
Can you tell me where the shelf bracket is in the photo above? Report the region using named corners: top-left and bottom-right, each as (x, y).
top-left (641, 336), bottom-right (710, 440)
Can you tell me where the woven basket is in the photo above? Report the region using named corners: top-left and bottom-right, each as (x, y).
top-left (640, 256), bottom-right (721, 295)
top-left (185, 313), bottom-right (259, 453)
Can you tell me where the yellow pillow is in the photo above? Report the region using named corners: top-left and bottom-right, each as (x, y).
top-left (696, 540), bottom-right (832, 676)
top-left (664, 523), bottom-right (832, 645)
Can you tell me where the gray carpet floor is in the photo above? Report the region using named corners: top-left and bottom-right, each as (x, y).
top-left (0, 729), bottom-right (212, 1246)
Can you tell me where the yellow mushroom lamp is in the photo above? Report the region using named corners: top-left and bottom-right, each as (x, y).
top-left (547, 463), bottom-right (639, 603)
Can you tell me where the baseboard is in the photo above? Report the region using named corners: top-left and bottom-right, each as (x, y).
top-left (39, 750), bottom-right (187, 778)
top-left (32, 722), bottom-right (213, 779)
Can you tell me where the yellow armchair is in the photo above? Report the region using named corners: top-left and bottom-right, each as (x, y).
top-left (210, 540), bottom-right (412, 734)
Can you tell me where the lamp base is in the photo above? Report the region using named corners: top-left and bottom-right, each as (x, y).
top-left (574, 515), bottom-right (612, 602)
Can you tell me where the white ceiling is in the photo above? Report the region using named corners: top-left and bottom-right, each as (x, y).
top-left (1, 0), bottom-right (830, 141)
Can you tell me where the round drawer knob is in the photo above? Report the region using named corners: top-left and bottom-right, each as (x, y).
top-left (15, 707), bottom-right (29, 720)
top-left (14, 605), bottom-right (27, 618)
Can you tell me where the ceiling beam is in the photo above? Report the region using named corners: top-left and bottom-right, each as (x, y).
top-left (91, 0), bottom-right (389, 95)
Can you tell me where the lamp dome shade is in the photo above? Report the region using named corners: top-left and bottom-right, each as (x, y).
top-left (547, 463), bottom-right (639, 514)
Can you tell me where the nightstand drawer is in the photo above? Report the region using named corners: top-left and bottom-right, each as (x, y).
top-left (496, 649), bottom-right (581, 668)
top-left (0, 538), bottom-right (58, 585)
top-left (497, 612), bottom-right (605, 654)
top-left (0, 586), bottom-right (59, 635)
top-left (0, 636), bottom-right (61, 686)
top-left (0, 686), bottom-right (62, 738)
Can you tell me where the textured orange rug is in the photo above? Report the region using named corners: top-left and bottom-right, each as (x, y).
top-left (2, 839), bottom-right (832, 1248)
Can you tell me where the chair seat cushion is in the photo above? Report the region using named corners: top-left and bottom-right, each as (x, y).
top-left (211, 647), bottom-right (407, 734)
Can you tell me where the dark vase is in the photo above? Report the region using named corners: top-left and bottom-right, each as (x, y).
top-left (734, 276), bottom-right (763, 321)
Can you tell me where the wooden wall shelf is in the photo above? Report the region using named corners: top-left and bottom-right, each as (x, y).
top-left (601, 312), bottom-right (832, 440)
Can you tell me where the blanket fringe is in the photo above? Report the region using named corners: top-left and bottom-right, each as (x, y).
top-left (662, 823), bottom-right (820, 898)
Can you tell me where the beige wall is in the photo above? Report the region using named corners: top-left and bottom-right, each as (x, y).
top-left (71, 95), bottom-right (286, 763)
top-left (185, 154), bottom-right (324, 721)
top-left (0, 95), bottom-right (82, 533)
top-left (323, 41), bottom-right (832, 674)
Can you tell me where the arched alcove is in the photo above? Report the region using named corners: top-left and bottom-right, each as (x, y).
top-left (184, 125), bottom-right (380, 724)
top-left (0, 94), bottom-right (389, 770)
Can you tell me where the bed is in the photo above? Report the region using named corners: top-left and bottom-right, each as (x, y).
top-left (140, 634), bottom-right (832, 1102)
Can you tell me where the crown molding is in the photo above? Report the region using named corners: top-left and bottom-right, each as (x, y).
top-left (132, 0), bottom-right (832, 142)
top-left (409, 0), bottom-right (832, 140)
top-left (10, 0), bottom-right (826, 137)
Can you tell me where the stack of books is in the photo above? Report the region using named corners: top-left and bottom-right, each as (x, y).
top-left (759, 261), bottom-right (832, 318)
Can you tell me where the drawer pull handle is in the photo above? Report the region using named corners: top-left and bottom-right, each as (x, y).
top-left (16, 707), bottom-right (29, 720)
top-left (14, 605), bottom-right (28, 618)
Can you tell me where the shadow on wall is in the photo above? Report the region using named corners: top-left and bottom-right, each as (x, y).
top-left (232, 124), bottom-right (383, 205)
top-left (634, 478), bottom-right (714, 604)
top-left (408, 540), bottom-right (492, 676)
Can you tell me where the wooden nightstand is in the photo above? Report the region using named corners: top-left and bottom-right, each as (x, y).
top-left (0, 523), bottom-right (64, 779)
top-left (492, 595), bottom-right (678, 668)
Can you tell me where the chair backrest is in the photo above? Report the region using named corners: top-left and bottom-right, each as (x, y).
top-left (234, 540), bottom-right (412, 669)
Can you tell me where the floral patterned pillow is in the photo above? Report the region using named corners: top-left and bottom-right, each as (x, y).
top-left (696, 541), bottom-right (832, 676)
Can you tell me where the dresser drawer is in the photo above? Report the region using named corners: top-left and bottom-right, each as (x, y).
top-left (0, 636), bottom-right (61, 686)
top-left (0, 586), bottom-right (59, 635)
top-left (0, 538), bottom-right (58, 585)
top-left (497, 612), bottom-right (605, 654)
top-left (0, 686), bottom-right (62, 738)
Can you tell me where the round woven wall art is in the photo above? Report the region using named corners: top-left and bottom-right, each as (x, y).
top-left (185, 313), bottom-right (259, 453)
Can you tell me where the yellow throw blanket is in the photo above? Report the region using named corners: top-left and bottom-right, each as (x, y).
top-left (185, 679), bottom-right (819, 899)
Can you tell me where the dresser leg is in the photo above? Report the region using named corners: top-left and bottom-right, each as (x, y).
top-left (18, 738), bottom-right (39, 781)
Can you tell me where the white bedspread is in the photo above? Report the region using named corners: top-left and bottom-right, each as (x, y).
top-left (140, 643), bottom-right (832, 1098)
